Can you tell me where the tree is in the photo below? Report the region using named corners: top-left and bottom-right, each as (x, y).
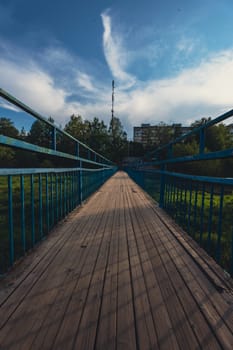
top-left (64, 114), bottom-right (128, 162)
top-left (0, 118), bottom-right (19, 167)
top-left (19, 127), bottom-right (27, 141)
top-left (28, 117), bottom-right (54, 148)
top-left (86, 117), bottom-right (109, 156)
top-left (171, 118), bottom-right (233, 176)
top-left (205, 124), bottom-right (233, 151)
top-left (0, 146), bottom-right (16, 167)
top-left (0, 117), bottom-right (19, 138)
top-left (64, 114), bottom-right (88, 142)
top-left (109, 117), bottom-right (127, 162)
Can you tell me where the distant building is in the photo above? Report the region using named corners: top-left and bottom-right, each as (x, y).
top-left (133, 123), bottom-right (191, 146)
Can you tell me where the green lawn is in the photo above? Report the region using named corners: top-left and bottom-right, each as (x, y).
top-left (0, 170), bottom-right (110, 273)
top-left (143, 175), bottom-right (233, 275)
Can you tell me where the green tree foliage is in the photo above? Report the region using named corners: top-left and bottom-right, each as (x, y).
top-left (64, 114), bottom-right (88, 143)
top-left (0, 146), bottom-right (16, 167)
top-left (190, 117), bottom-right (233, 151)
top-left (109, 117), bottom-right (127, 162)
top-left (28, 117), bottom-right (55, 148)
top-left (205, 124), bottom-right (233, 151)
top-left (155, 122), bottom-right (173, 146)
top-left (19, 127), bottom-right (27, 141)
top-left (171, 118), bottom-right (233, 176)
top-left (0, 117), bottom-right (19, 138)
top-left (86, 117), bottom-right (109, 155)
top-left (0, 118), bottom-right (19, 167)
top-left (64, 115), bottom-right (128, 162)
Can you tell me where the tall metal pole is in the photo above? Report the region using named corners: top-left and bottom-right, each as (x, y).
top-left (111, 80), bottom-right (115, 137)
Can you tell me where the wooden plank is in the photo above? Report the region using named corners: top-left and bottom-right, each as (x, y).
top-left (115, 175), bottom-right (137, 349)
top-left (150, 210), bottom-right (233, 348)
top-left (139, 188), bottom-right (233, 336)
top-left (124, 183), bottom-right (180, 350)
top-left (73, 189), bottom-right (117, 349)
top-left (123, 189), bottom-right (160, 350)
top-left (51, 182), bottom-right (116, 349)
top-left (0, 190), bottom-right (100, 306)
top-left (0, 171), bottom-right (232, 350)
top-left (126, 179), bottom-right (203, 349)
top-left (132, 178), bottom-right (233, 349)
top-left (0, 187), bottom-right (111, 348)
top-left (155, 206), bottom-right (233, 292)
top-left (28, 189), bottom-right (112, 349)
top-left (94, 185), bottom-right (120, 349)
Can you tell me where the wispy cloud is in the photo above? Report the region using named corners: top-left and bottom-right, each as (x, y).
top-left (176, 37), bottom-right (197, 55)
top-left (119, 50), bottom-right (233, 128)
top-left (0, 99), bottom-right (20, 112)
top-left (1, 14), bottom-right (233, 139)
top-left (101, 10), bottom-right (136, 89)
top-left (76, 71), bottom-right (97, 93)
top-left (0, 57), bottom-right (68, 117)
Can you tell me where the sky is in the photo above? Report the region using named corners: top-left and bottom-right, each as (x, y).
top-left (1, 0), bottom-right (233, 138)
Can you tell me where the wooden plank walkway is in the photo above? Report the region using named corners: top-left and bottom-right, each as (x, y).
top-left (0, 171), bottom-right (233, 350)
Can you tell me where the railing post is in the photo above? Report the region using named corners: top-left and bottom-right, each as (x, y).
top-left (30, 174), bottom-right (35, 247)
top-left (20, 175), bottom-right (26, 253)
top-left (79, 160), bottom-right (83, 204)
top-left (8, 175), bottom-right (14, 266)
top-left (231, 224), bottom-right (233, 277)
top-left (76, 142), bottom-right (80, 158)
top-left (52, 127), bottom-right (56, 151)
top-left (216, 185), bottom-right (224, 264)
top-left (38, 173), bottom-right (43, 239)
top-left (159, 165), bottom-right (166, 208)
top-left (199, 128), bottom-right (205, 154)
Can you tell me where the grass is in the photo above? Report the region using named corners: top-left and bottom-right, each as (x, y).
top-left (142, 174), bottom-right (233, 275)
top-left (0, 169), bottom-right (113, 274)
top-left (0, 173), bottom-right (78, 273)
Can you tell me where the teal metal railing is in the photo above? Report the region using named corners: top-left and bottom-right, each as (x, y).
top-left (0, 89), bottom-right (117, 274)
top-left (127, 110), bottom-right (233, 276)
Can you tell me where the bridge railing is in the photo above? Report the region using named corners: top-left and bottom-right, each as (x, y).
top-left (127, 110), bottom-right (233, 276)
top-left (0, 89), bottom-right (117, 274)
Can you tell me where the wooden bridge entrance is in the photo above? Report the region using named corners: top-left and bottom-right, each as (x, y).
top-left (0, 172), bottom-right (232, 349)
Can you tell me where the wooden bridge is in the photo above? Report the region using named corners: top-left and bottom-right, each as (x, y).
top-left (0, 172), bottom-right (232, 349)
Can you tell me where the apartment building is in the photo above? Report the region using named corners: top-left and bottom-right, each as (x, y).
top-left (133, 123), bottom-right (191, 146)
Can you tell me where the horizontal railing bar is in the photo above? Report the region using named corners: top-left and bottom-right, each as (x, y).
top-left (0, 88), bottom-right (113, 164)
top-left (133, 168), bottom-right (233, 185)
top-left (148, 108), bottom-right (233, 156)
top-left (144, 147), bottom-right (233, 165)
top-left (0, 135), bottom-right (112, 167)
top-left (127, 168), bottom-right (233, 276)
top-left (0, 166), bottom-right (116, 176)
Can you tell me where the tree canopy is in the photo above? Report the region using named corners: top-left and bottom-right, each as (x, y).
top-left (0, 114), bottom-right (232, 174)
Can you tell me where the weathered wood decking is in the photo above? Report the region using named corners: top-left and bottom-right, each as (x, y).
top-left (0, 171), bottom-right (232, 349)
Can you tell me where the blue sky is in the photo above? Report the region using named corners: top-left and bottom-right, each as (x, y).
top-left (1, 0), bottom-right (233, 138)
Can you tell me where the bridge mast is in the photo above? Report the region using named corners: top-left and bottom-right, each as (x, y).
top-left (111, 80), bottom-right (115, 138)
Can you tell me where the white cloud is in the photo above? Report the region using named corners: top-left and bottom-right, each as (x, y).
top-left (1, 28), bottom-right (233, 140)
top-left (101, 11), bottom-right (136, 89)
top-left (76, 72), bottom-right (96, 92)
top-left (0, 99), bottom-right (20, 112)
top-left (0, 46), bottom-right (111, 126)
top-left (176, 37), bottom-right (196, 55)
top-left (0, 58), bottom-right (68, 117)
top-left (118, 50), bottom-right (233, 130)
